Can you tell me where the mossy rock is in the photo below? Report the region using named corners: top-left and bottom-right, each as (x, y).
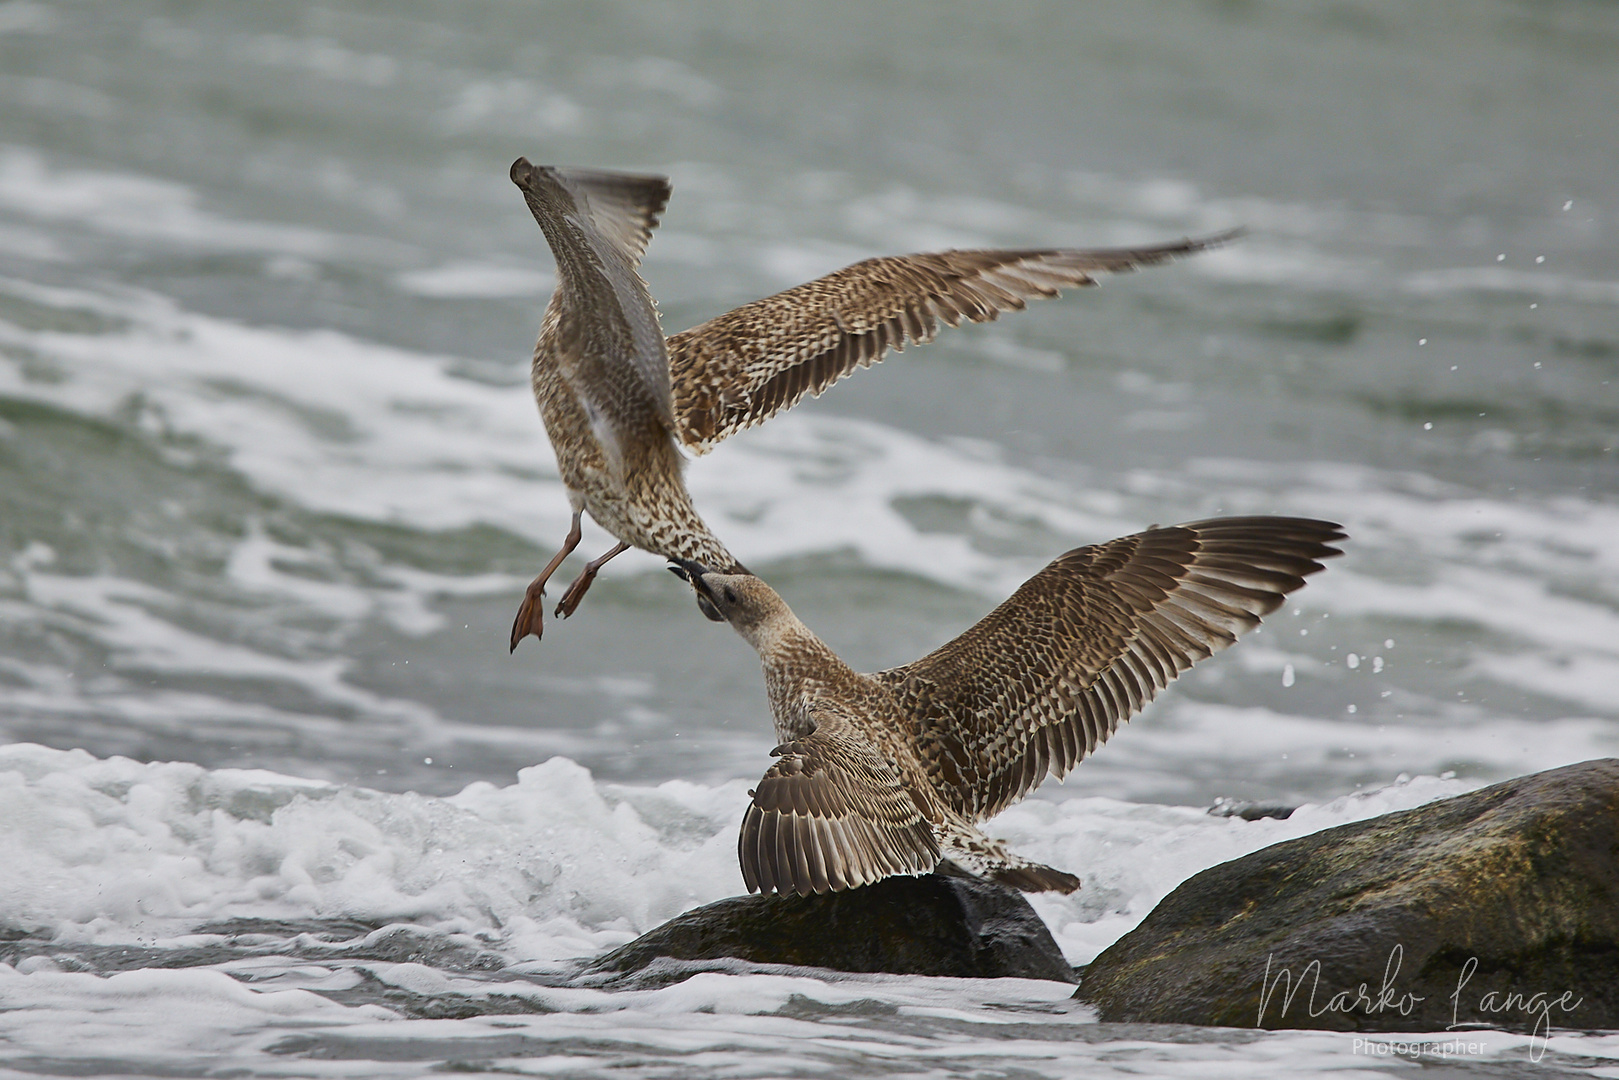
top-left (1080, 759), bottom-right (1619, 1032)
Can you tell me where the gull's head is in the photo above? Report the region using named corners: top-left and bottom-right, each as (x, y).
top-left (510, 157), bottom-right (580, 227)
top-left (667, 560), bottom-right (787, 643)
top-left (510, 157), bottom-right (558, 194)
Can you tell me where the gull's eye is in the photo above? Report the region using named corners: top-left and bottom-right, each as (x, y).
top-left (723, 586), bottom-right (739, 604)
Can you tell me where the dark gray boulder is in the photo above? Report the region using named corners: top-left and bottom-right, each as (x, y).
top-left (1080, 759), bottom-right (1619, 1032)
top-left (593, 873), bottom-right (1076, 983)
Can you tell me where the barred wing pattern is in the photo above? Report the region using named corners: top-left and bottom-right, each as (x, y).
top-left (560, 169), bottom-right (676, 434)
top-left (739, 711), bottom-right (940, 897)
top-left (877, 517), bottom-right (1345, 821)
top-left (554, 167), bottom-right (671, 269)
top-left (669, 233), bottom-right (1239, 454)
top-left (514, 161), bottom-right (677, 438)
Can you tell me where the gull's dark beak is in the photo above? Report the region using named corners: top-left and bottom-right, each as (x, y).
top-left (668, 559), bottom-right (725, 622)
top-left (668, 558), bottom-right (713, 587)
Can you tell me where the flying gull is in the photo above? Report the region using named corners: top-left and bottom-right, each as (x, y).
top-left (508, 157), bottom-right (1237, 649)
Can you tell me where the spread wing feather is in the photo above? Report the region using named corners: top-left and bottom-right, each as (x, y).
top-left (515, 161), bottom-right (677, 437)
top-left (875, 517), bottom-right (1345, 821)
top-left (553, 167), bottom-right (671, 269)
top-left (552, 168), bottom-right (674, 432)
top-left (670, 232), bottom-right (1239, 453)
top-left (739, 711), bottom-right (940, 897)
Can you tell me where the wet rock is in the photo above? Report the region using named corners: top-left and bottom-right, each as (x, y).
top-left (593, 873), bottom-right (1076, 983)
top-left (1208, 798), bottom-right (1296, 822)
top-left (1080, 759), bottom-right (1619, 1032)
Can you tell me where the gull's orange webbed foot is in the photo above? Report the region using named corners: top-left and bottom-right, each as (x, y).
top-left (554, 541), bottom-right (630, 619)
top-left (554, 571), bottom-right (594, 619)
top-left (510, 578), bottom-right (549, 652)
top-left (510, 511), bottom-right (584, 654)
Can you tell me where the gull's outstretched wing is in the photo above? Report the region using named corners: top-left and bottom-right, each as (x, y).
top-left (876, 516), bottom-right (1345, 821)
top-left (513, 159), bottom-right (676, 435)
top-left (670, 232), bottom-right (1239, 453)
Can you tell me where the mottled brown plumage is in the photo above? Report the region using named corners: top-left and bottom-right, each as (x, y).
top-left (671, 516), bottom-right (1345, 897)
top-left (669, 239), bottom-right (1239, 453)
top-left (509, 157), bottom-right (1236, 648)
top-left (508, 159), bottom-right (741, 650)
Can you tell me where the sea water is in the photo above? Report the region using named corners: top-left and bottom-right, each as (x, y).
top-left (1, 2), bottom-right (1615, 1075)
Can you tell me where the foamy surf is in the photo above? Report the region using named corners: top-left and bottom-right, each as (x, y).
top-left (2, 3), bottom-right (1616, 1072)
top-left (1, 268), bottom-right (1614, 805)
top-left (3, 745), bottom-right (1615, 1077)
top-left (0, 743), bottom-right (1472, 958)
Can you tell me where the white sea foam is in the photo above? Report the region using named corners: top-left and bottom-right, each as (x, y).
top-left (0, 275), bottom-right (1133, 598)
top-left (2, 9), bottom-right (1615, 1075)
top-left (396, 261), bottom-right (555, 298)
top-left (0, 964), bottom-right (395, 1070)
top-left (2, 273), bottom-right (1612, 618)
top-left (0, 743), bottom-right (1477, 965)
top-left (4, 745), bottom-right (1614, 1077)
top-left (1064, 700), bottom-right (1618, 804)
top-left (2, 270), bottom-right (1614, 803)
top-left (3, 956), bottom-right (1610, 1079)
top-left (0, 147), bottom-right (344, 257)
top-left (0, 744), bottom-right (746, 955)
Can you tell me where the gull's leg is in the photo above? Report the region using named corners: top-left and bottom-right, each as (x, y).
top-left (554, 541), bottom-right (630, 618)
top-left (509, 510), bottom-right (583, 652)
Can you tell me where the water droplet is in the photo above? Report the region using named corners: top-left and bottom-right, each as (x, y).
top-left (1372, 656), bottom-right (1385, 673)
top-left (1563, 200), bottom-right (1574, 211)
top-left (1385, 639), bottom-right (1394, 648)
top-left (1282, 664), bottom-right (1295, 688)
top-left (1347, 704), bottom-right (1357, 714)
top-left (1419, 338), bottom-right (1428, 345)
top-left (1424, 422), bottom-right (1433, 430)
top-left (1347, 653), bottom-right (1360, 669)
top-left (423, 757), bottom-right (433, 765)
top-left (1530, 303), bottom-right (1538, 310)
top-left (1496, 253), bottom-right (1506, 262)
top-left (1535, 256), bottom-right (1545, 264)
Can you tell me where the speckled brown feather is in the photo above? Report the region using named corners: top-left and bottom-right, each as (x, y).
top-left (739, 710), bottom-right (940, 896)
top-left (874, 517), bottom-right (1346, 820)
top-left (668, 235), bottom-right (1239, 453)
top-left (680, 516), bottom-right (1343, 897)
top-left (513, 159), bottom-right (739, 583)
top-left (513, 159), bottom-right (1235, 638)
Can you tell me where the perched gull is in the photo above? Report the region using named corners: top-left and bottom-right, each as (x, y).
top-left (670, 517), bottom-right (1345, 896)
top-left (509, 157), bottom-right (1237, 649)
